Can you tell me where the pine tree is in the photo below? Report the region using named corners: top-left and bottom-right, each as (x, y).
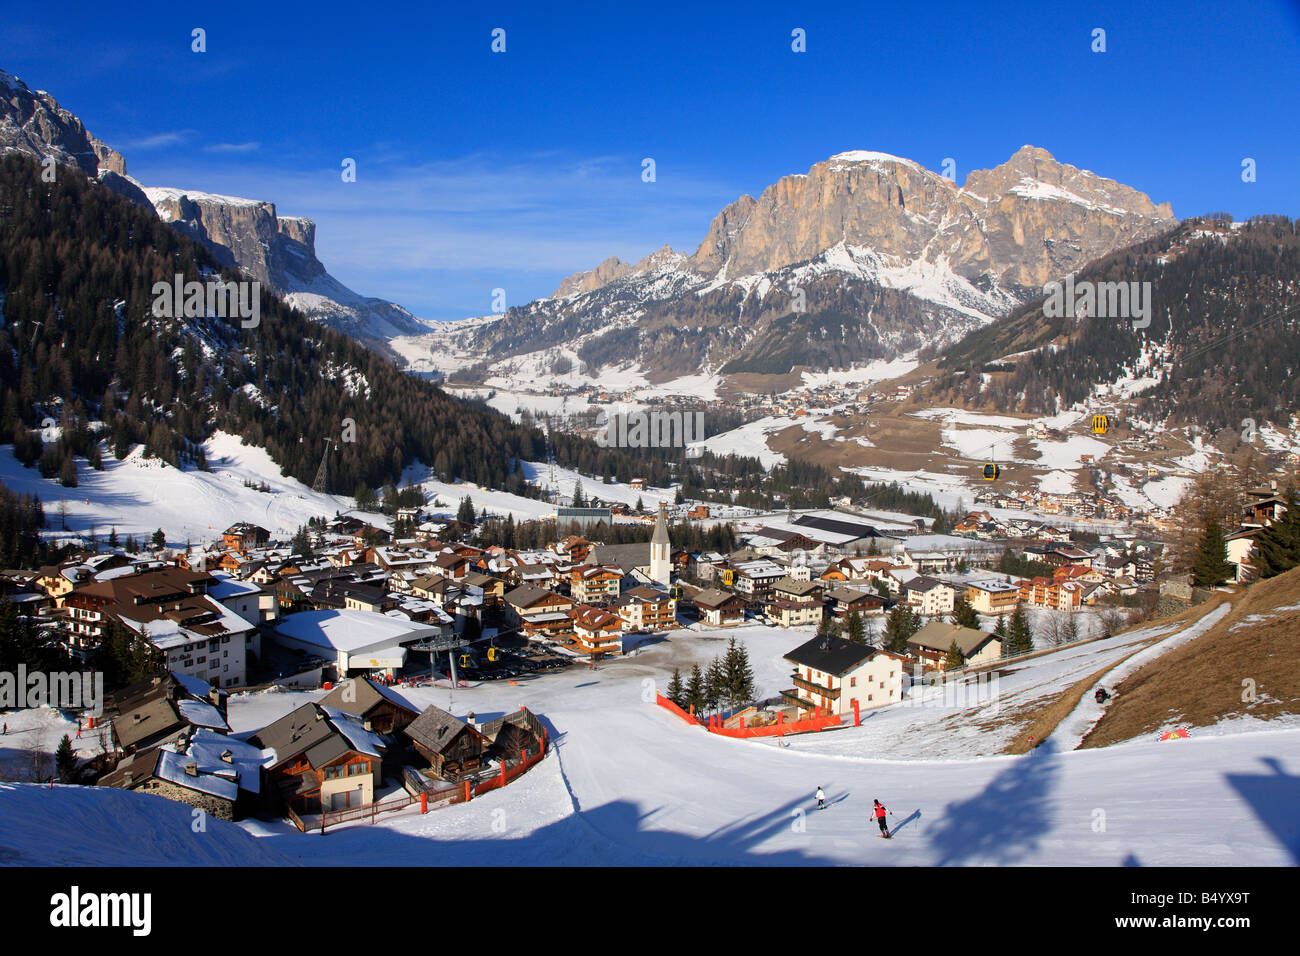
top-left (572, 480), bottom-right (586, 508)
top-left (1062, 614), bottom-right (1079, 644)
top-left (56, 734), bottom-right (77, 783)
top-left (685, 663), bottom-right (705, 714)
top-left (1005, 605), bottom-right (1034, 656)
top-left (150, 527), bottom-right (166, 550)
top-left (845, 609), bottom-right (866, 644)
top-left (949, 597), bottom-right (979, 629)
top-left (722, 637), bottom-right (756, 711)
top-left (1191, 515), bottom-right (1233, 587)
top-left (704, 656), bottom-right (725, 715)
top-left (943, 640), bottom-right (965, 671)
top-left (456, 495), bottom-right (476, 526)
top-left (666, 667), bottom-right (685, 707)
top-left (108, 526), bottom-right (119, 549)
top-left (884, 605), bottom-right (914, 653)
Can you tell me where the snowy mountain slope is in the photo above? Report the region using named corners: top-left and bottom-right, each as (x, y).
top-left (0, 782), bottom-right (294, 866)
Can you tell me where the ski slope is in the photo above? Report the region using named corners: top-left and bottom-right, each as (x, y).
top-left (221, 608), bottom-right (1297, 866)
top-left (7, 603), bottom-right (1296, 866)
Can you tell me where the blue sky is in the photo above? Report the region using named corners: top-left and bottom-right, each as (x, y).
top-left (5, 0), bottom-right (1299, 320)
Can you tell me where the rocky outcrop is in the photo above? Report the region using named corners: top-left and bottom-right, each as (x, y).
top-left (0, 69), bottom-right (153, 211)
top-left (687, 146), bottom-right (1174, 292)
top-left (553, 244), bottom-right (689, 298)
top-left (1, 65), bottom-right (428, 350)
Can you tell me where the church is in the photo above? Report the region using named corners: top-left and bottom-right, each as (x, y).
top-left (587, 503), bottom-right (673, 591)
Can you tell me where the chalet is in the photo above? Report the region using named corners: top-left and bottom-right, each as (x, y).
top-left (770, 576), bottom-right (823, 604)
top-left (612, 585), bottom-right (677, 632)
top-left (730, 559), bottom-right (787, 606)
top-left (902, 576), bottom-right (958, 616)
top-left (568, 604), bottom-right (624, 658)
top-left (98, 728), bottom-right (270, 821)
top-left (479, 707), bottom-right (545, 761)
top-left (101, 673), bottom-right (231, 756)
top-left (766, 598), bottom-right (824, 628)
top-left (781, 634), bottom-right (906, 717)
top-left (319, 676), bottom-right (422, 734)
top-left (964, 579), bottom-right (1019, 616)
top-left (504, 584), bottom-right (575, 639)
top-left (430, 550), bottom-right (471, 581)
top-left (907, 620), bottom-right (1001, 670)
top-left (63, 566), bottom-right (255, 686)
top-left (404, 705), bottom-right (489, 781)
top-left (1018, 576), bottom-right (1083, 612)
top-left (570, 564), bottom-right (626, 605)
top-left (249, 703), bottom-right (386, 814)
top-left (691, 588), bottom-right (747, 627)
top-left (824, 586), bottom-right (888, 619)
top-left (222, 523), bottom-right (271, 552)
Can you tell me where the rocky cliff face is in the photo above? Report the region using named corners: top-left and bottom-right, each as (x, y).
top-left (686, 146), bottom-right (1173, 292)
top-left (0, 69), bottom-right (151, 209)
top-left (1, 66), bottom-right (429, 350)
top-left (428, 145), bottom-right (1175, 384)
top-left (145, 188), bottom-right (328, 289)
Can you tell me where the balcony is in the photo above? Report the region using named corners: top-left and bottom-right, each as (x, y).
top-left (792, 674), bottom-right (839, 700)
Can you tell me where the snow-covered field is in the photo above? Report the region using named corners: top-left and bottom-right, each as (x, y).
top-left (224, 606), bottom-right (1297, 866)
top-left (0, 432), bottom-right (357, 547)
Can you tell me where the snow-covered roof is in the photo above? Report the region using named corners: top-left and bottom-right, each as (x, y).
top-left (273, 609), bottom-right (439, 653)
top-left (176, 698), bottom-right (230, 731)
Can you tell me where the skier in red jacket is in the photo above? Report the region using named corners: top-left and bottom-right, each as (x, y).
top-left (873, 799), bottom-right (892, 837)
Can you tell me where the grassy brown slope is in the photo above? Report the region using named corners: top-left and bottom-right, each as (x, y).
top-left (1080, 568), bottom-right (1300, 748)
top-left (992, 593), bottom-right (1236, 754)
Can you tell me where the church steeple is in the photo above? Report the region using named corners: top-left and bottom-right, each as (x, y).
top-left (650, 501), bottom-right (671, 588)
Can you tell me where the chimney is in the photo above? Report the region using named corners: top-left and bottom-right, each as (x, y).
top-left (123, 772), bottom-right (134, 785)
top-left (184, 760), bottom-right (198, 776)
top-left (220, 749), bottom-right (233, 763)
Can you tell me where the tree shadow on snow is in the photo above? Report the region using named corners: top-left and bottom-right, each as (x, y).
top-left (260, 794), bottom-right (843, 866)
top-left (1224, 756), bottom-right (1300, 865)
top-left (926, 738), bottom-right (1060, 865)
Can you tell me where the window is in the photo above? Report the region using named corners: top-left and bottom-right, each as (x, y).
top-left (850, 677), bottom-right (856, 687)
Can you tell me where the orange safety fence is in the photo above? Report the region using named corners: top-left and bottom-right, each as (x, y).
top-left (655, 693), bottom-right (844, 737)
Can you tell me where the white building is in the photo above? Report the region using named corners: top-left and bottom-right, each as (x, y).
top-left (273, 609), bottom-right (443, 678)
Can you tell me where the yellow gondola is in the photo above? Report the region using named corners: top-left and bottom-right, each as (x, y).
top-left (982, 462), bottom-right (1000, 481)
top-left (487, 647), bottom-right (498, 662)
top-left (1091, 413), bottom-right (1109, 436)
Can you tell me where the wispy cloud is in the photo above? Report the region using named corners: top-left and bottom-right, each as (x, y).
top-left (120, 129), bottom-right (196, 150)
top-left (204, 141), bottom-right (261, 154)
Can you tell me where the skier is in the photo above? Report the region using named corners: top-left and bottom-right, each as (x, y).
top-left (816, 786), bottom-right (826, 810)
top-left (873, 799), bottom-right (892, 838)
top-left (1094, 687), bottom-right (1110, 705)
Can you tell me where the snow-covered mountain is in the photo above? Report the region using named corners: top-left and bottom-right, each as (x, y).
top-left (404, 146), bottom-right (1175, 388)
top-left (0, 67), bottom-right (431, 352)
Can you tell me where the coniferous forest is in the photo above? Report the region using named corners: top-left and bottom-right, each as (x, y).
top-left (929, 216), bottom-right (1300, 430)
